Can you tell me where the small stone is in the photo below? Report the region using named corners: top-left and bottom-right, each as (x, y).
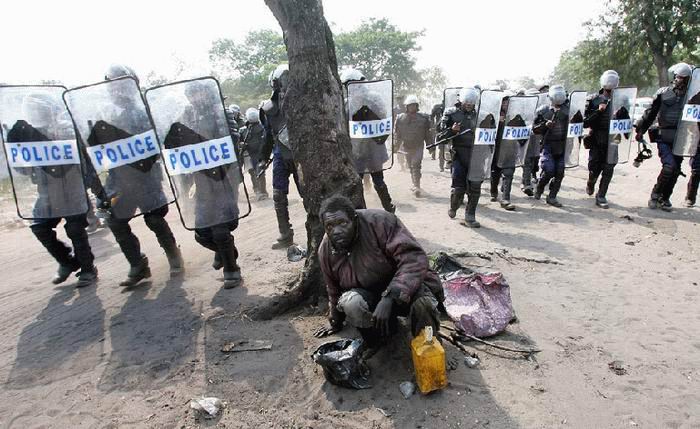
top-left (399, 381), bottom-right (416, 399)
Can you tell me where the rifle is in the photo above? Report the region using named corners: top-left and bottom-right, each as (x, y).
top-left (426, 128), bottom-right (472, 150)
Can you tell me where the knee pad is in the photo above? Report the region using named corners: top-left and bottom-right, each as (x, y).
top-left (661, 163), bottom-right (677, 178)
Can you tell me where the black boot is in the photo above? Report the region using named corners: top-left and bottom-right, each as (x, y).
top-left (586, 170), bottom-right (600, 196)
top-left (596, 166), bottom-right (613, 209)
top-left (76, 266), bottom-right (98, 288)
top-left (374, 183), bottom-right (396, 213)
top-left (272, 190), bottom-right (294, 249)
top-left (448, 187), bottom-right (465, 219)
top-left (500, 173), bottom-right (515, 211)
top-left (220, 242), bottom-right (242, 289)
top-left (534, 172), bottom-right (549, 200)
top-left (546, 173), bottom-right (564, 208)
top-left (212, 253), bottom-right (223, 270)
top-left (119, 255), bottom-right (151, 287)
top-left (685, 171), bottom-right (700, 207)
top-left (490, 173), bottom-right (499, 202)
top-left (145, 215), bottom-right (182, 274)
top-left (465, 182), bottom-right (481, 228)
top-left (31, 223), bottom-right (79, 284)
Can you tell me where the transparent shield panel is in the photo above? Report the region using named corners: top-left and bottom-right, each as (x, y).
top-left (0, 86), bottom-right (88, 219)
top-left (64, 77), bottom-right (173, 219)
top-left (443, 87), bottom-right (463, 110)
top-left (347, 79), bottom-right (393, 173)
top-left (146, 77), bottom-right (247, 230)
top-left (469, 90), bottom-right (505, 181)
top-left (607, 87), bottom-right (637, 164)
top-left (565, 91), bottom-right (587, 168)
top-left (673, 68), bottom-right (700, 157)
top-left (498, 95), bottom-right (538, 168)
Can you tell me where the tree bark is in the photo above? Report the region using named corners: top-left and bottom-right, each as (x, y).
top-left (251, 0), bottom-right (365, 319)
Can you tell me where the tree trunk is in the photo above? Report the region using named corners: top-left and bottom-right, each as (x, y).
top-left (653, 52), bottom-right (670, 87)
top-left (251, 0), bottom-right (365, 319)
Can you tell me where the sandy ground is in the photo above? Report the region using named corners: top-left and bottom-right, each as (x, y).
top-left (0, 146), bottom-right (699, 429)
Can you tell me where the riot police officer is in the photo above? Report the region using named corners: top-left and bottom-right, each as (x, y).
top-left (226, 103), bottom-right (245, 132)
top-left (340, 67), bottom-right (396, 213)
top-left (686, 154), bottom-right (700, 207)
top-left (241, 107), bottom-right (269, 201)
top-left (532, 85), bottom-right (569, 207)
top-left (584, 70), bottom-right (620, 209)
top-left (259, 64), bottom-right (301, 249)
top-left (12, 93), bottom-right (98, 287)
top-left (395, 95), bottom-right (432, 197)
top-left (430, 102), bottom-right (444, 166)
top-left (636, 63), bottom-right (693, 211)
top-left (99, 64), bottom-right (184, 286)
top-left (521, 88), bottom-right (543, 196)
top-left (438, 87), bottom-right (482, 227)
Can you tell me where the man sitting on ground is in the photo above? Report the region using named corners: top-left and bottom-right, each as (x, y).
top-left (314, 195), bottom-right (444, 353)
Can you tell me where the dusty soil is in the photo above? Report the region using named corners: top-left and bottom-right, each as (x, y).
top-left (0, 148), bottom-right (699, 429)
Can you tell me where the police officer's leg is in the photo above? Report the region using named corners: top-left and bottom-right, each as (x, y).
top-left (64, 214), bottom-right (98, 286)
top-left (500, 167), bottom-right (516, 210)
top-left (546, 155), bottom-right (565, 207)
top-left (521, 156), bottom-right (534, 195)
top-left (465, 180), bottom-right (482, 227)
top-left (535, 149), bottom-right (554, 199)
top-left (650, 142), bottom-right (678, 209)
top-left (685, 156), bottom-right (700, 207)
top-left (272, 154), bottom-right (294, 249)
top-left (144, 205), bottom-right (183, 273)
top-left (371, 171), bottom-right (395, 213)
top-left (194, 227), bottom-right (221, 269)
top-left (248, 170), bottom-right (259, 196)
top-left (490, 162), bottom-right (501, 201)
top-left (448, 148), bottom-right (467, 219)
top-left (31, 217), bottom-right (78, 284)
top-left (596, 163), bottom-right (615, 209)
top-left (663, 154), bottom-right (684, 207)
top-left (107, 216), bottom-right (151, 286)
top-left (587, 145), bottom-right (604, 196)
top-left (408, 146), bottom-right (424, 195)
top-left (212, 222), bottom-right (241, 289)
top-left (438, 144), bottom-right (445, 172)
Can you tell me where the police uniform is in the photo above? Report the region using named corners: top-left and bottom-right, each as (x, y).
top-left (395, 111), bottom-right (432, 193)
top-left (532, 103), bottom-right (569, 205)
top-left (583, 90), bottom-right (615, 200)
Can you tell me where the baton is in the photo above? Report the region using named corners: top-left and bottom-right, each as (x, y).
top-left (256, 159), bottom-right (272, 178)
top-left (426, 128), bottom-right (472, 150)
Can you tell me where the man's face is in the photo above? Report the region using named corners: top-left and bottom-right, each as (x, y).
top-left (323, 210), bottom-right (356, 251)
top-left (674, 76), bottom-right (689, 91)
top-left (461, 102), bottom-right (475, 112)
top-left (407, 103), bottom-right (418, 114)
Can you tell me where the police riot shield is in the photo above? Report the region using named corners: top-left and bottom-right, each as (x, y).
top-left (443, 87), bottom-right (463, 110)
top-left (346, 79), bottom-right (393, 173)
top-left (565, 91), bottom-right (587, 168)
top-left (0, 86), bottom-right (88, 219)
top-left (63, 77), bottom-right (173, 219)
top-left (673, 67), bottom-right (700, 157)
top-left (497, 95), bottom-right (538, 168)
top-left (526, 93), bottom-right (550, 158)
top-left (145, 77), bottom-right (250, 230)
top-left (607, 86), bottom-right (637, 164)
top-left (469, 90), bottom-right (505, 181)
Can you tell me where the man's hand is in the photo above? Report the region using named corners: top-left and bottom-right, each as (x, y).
top-left (451, 122), bottom-right (461, 133)
top-left (313, 318), bottom-right (342, 338)
top-left (372, 296), bottom-right (394, 337)
top-left (545, 120), bottom-right (554, 128)
top-left (598, 102), bottom-right (608, 112)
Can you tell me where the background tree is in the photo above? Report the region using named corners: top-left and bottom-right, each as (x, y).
top-left (334, 18), bottom-right (424, 94)
top-left (208, 18), bottom-right (445, 111)
top-left (551, 0), bottom-right (700, 95)
top-left (255, 0), bottom-right (364, 318)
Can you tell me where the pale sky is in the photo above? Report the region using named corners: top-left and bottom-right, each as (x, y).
top-left (0, 0), bottom-right (605, 87)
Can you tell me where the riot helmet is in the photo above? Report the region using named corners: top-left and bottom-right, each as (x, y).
top-left (548, 85), bottom-right (567, 106)
top-left (228, 104), bottom-right (241, 115)
top-left (22, 93), bottom-right (59, 129)
top-left (669, 62), bottom-right (692, 91)
top-left (600, 70), bottom-right (620, 90)
top-left (105, 64), bottom-right (139, 84)
top-left (459, 87), bottom-right (479, 106)
top-left (404, 94), bottom-right (419, 112)
top-left (245, 107), bottom-right (260, 123)
top-left (268, 64), bottom-right (289, 92)
top-left (340, 68), bottom-right (366, 85)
